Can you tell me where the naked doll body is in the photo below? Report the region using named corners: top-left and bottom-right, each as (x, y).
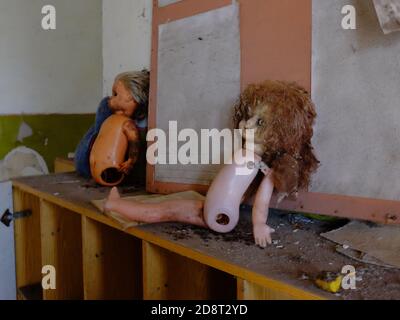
top-left (90, 115), bottom-right (140, 186)
top-left (104, 159), bottom-right (275, 247)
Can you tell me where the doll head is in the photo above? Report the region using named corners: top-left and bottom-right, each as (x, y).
top-left (233, 80), bottom-right (319, 195)
top-left (109, 70), bottom-right (150, 119)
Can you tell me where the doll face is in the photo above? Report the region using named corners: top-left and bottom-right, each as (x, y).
top-left (239, 103), bottom-right (271, 154)
top-left (109, 81), bottom-right (138, 118)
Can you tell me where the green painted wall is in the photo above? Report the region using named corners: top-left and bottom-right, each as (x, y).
top-left (0, 114), bottom-right (95, 172)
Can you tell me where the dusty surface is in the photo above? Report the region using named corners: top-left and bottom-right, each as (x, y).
top-left (140, 209), bottom-right (400, 300)
top-left (13, 172), bottom-right (400, 300)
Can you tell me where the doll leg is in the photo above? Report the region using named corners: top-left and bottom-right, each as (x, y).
top-left (104, 187), bottom-right (206, 227)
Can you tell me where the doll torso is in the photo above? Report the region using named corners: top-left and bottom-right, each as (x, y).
top-left (90, 114), bottom-right (130, 186)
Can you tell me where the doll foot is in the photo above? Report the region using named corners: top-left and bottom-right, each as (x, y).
top-left (109, 187), bottom-right (121, 200)
top-left (170, 200), bottom-right (207, 228)
top-left (104, 187), bottom-right (121, 212)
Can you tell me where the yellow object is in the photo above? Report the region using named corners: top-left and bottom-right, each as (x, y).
top-left (315, 272), bottom-right (343, 294)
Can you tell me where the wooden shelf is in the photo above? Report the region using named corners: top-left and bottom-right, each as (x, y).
top-left (12, 173), bottom-right (337, 300)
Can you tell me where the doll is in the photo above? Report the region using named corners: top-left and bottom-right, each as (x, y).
top-left (75, 70), bottom-right (150, 185)
top-left (233, 80), bottom-right (319, 198)
top-left (229, 80), bottom-right (319, 246)
top-left (89, 113), bottom-right (138, 186)
top-left (104, 80), bottom-right (318, 247)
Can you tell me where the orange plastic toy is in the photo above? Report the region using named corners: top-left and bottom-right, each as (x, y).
top-left (89, 114), bottom-right (130, 186)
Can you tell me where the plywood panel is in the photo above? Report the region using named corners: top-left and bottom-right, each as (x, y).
top-left (154, 3), bottom-right (241, 186)
top-left (312, 0), bottom-right (400, 201)
top-left (147, 0), bottom-right (312, 194)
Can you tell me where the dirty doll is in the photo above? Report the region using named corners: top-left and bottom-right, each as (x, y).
top-left (232, 80), bottom-right (319, 246)
top-left (104, 80), bottom-right (319, 247)
top-left (74, 70), bottom-right (150, 180)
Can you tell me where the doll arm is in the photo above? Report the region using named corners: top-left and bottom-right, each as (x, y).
top-left (252, 170), bottom-right (275, 248)
top-left (119, 120), bottom-right (140, 174)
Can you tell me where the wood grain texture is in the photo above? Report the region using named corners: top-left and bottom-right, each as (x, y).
top-left (13, 188), bottom-right (42, 291)
top-left (82, 216), bottom-right (142, 300)
top-left (237, 278), bottom-right (309, 300)
top-left (40, 200), bottom-right (83, 300)
top-left (143, 241), bottom-right (236, 300)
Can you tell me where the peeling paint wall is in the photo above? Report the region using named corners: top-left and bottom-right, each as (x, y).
top-left (0, 0), bottom-right (102, 173)
top-left (0, 115), bottom-right (94, 172)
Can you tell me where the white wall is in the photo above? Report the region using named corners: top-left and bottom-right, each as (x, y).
top-left (102, 0), bottom-right (152, 96)
top-left (0, 0), bottom-right (103, 114)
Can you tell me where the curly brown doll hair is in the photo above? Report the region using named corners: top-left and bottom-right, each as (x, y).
top-left (233, 80), bottom-right (319, 195)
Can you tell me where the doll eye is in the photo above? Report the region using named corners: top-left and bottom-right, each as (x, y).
top-left (257, 119), bottom-right (265, 126)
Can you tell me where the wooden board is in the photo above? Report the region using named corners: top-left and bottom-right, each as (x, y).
top-left (143, 241), bottom-right (236, 300)
top-left (153, 2), bottom-right (241, 186)
top-left (147, 0), bottom-right (311, 194)
top-left (40, 200), bottom-right (83, 300)
top-left (82, 217), bottom-right (142, 300)
top-left (238, 279), bottom-right (297, 300)
top-left (13, 188), bottom-right (42, 291)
